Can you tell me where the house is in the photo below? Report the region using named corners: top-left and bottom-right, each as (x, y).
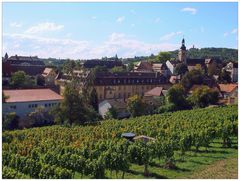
top-left (169, 75), bottom-right (181, 84)
top-left (42, 68), bottom-right (57, 86)
top-left (98, 99), bottom-right (130, 119)
top-left (3, 89), bottom-right (63, 117)
top-left (134, 61), bottom-right (153, 72)
top-left (2, 60), bottom-right (12, 85)
top-left (83, 59), bottom-right (123, 69)
top-left (166, 60), bottom-right (179, 75)
top-left (218, 83), bottom-right (238, 104)
top-left (223, 62), bottom-right (238, 82)
top-left (6, 55), bottom-right (45, 76)
top-left (152, 63), bottom-right (170, 77)
top-left (143, 87), bottom-right (166, 106)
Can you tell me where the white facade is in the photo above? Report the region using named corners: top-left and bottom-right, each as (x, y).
top-left (166, 61), bottom-right (174, 75)
top-left (3, 100), bottom-right (61, 117)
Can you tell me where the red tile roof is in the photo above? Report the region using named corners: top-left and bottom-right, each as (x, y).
top-left (144, 87), bottom-right (163, 97)
top-left (218, 84), bottom-right (238, 93)
top-left (3, 89), bottom-right (63, 103)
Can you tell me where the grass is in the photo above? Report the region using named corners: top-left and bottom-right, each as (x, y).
top-left (74, 137), bottom-right (238, 179)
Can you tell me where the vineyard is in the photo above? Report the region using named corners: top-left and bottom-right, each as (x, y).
top-left (2, 105), bottom-right (238, 179)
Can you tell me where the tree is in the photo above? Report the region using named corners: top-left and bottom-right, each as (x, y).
top-left (188, 86), bottom-right (219, 108)
top-left (110, 66), bottom-right (127, 73)
top-left (167, 84), bottom-right (188, 109)
top-left (127, 95), bottom-right (145, 117)
top-left (174, 63), bottom-right (188, 75)
top-left (10, 71), bottom-right (35, 88)
top-left (156, 52), bottom-right (171, 63)
top-left (3, 112), bottom-right (19, 130)
top-left (3, 92), bottom-right (9, 103)
top-left (104, 107), bottom-right (118, 119)
top-left (27, 106), bottom-right (54, 127)
top-left (89, 88), bottom-right (99, 112)
top-left (181, 69), bottom-right (204, 90)
top-left (36, 75), bottom-right (45, 86)
top-left (218, 69), bottom-right (232, 83)
top-left (127, 62), bottom-right (134, 71)
top-left (63, 60), bottom-right (76, 74)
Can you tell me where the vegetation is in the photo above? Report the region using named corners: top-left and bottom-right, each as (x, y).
top-left (156, 52), bottom-right (171, 63)
top-left (181, 69), bottom-right (204, 90)
top-left (10, 71), bottom-right (35, 88)
top-left (2, 105), bottom-right (237, 179)
top-left (174, 63), bottom-right (188, 75)
top-left (127, 95), bottom-right (145, 117)
top-left (188, 86), bottom-right (219, 108)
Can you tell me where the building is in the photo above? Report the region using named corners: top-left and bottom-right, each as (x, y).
top-left (2, 60), bottom-right (12, 85)
top-left (223, 62), bottom-right (238, 82)
top-left (83, 59), bottom-right (123, 69)
top-left (98, 99), bottom-right (130, 119)
top-left (152, 63), bottom-right (170, 77)
top-left (42, 68), bottom-right (57, 86)
top-left (178, 38), bottom-right (187, 63)
top-left (4, 55), bottom-right (45, 76)
top-left (143, 87), bottom-right (166, 106)
top-left (3, 89), bottom-right (63, 117)
top-left (134, 61), bottom-right (153, 72)
top-left (94, 72), bottom-right (170, 101)
top-left (218, 83), bottom-right (238, 104)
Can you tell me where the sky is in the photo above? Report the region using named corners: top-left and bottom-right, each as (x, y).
top-left (2, 2), bottom-right (238, 59)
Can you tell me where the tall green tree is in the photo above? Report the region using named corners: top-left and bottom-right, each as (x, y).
top-left (127, 95), bottom-right (145, 117)
top-left (156, 52), bottom-right (171, 63)
top-left (167, 84), bottom-right (188, 109)
top-left (181, 69), bottom-right (204, 90)
top-left (10, 71), bottom-right (34, 88)
top-left (174, 63), bottom-right (188, 75)
top-left (188, 86), bottom-right (219, 108)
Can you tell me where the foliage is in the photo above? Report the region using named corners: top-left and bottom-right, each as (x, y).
top-left (3, 112), bottom-right (19, 130)
top-left (62, 59), bottom-right (76, 74)
top-left (36, 75), bottom-right (45, 86)
top-left (10, 71), bottom-right (35, 88)
top-left (174, 63), bottom-right (188, 75)
top-left (104, 107), bottom-right (118, 119)
top-left (181, 69), bottom-right (204, 90)
top-left (127, 95), bottom-right (145, 117)
top-left (127, 62), bottom-right (135, 71)
top-left (156, 52), bottom-right (171, 63)
top-left (3, 92), bottom-right (9, 103)
top-left (188, 86), bottom-right (219, 108)
top-left (218, 69), bottom-right (232, 83)
top-left (27, 106), bottom-right (54, 127)
top-left (167, 84), bottom-right (189, 109)
top-left (110, 66), bottom-right (127, 73)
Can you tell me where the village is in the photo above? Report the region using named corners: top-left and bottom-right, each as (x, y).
top-left (2, 38), bottom-right (238, 129)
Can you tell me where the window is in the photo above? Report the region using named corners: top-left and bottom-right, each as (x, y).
top-left (28, 105), bottom-right (31, 108)
top-left (45, 104), bottom-right (48, 107)
top-left (49, 103), bottom-right (51, 107)
top-left (35, 104), bottom-right (37, 108)
top-left (10, 105), bottom-right (16, 109)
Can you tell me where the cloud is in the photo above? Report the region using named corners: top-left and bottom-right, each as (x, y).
top-left (200, 26), bottom-right (205, 33)
top-left (3, 32), bottom-right (180, 59)
top-left (10, 22), bottom-right (22, 28)
top-left (231, 28), bottom-right (237, 34)
top-left (160, 31), bottom-right (182, 41)
top-left (131, 24), bottom-right (135, 28)
top-left (25, 22), bottom-right (64, 34)
top-left (116, 16), bottom-right (125, 23)
top-left (181, 7), bottom-right (197, 15)
top-left (91, 16), bottom-right (97, 20)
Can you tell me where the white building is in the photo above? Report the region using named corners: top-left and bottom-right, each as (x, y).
top-left (3, 89), bottom-right (63, 117)
top-left (224, 62), bottom-right (238, 82)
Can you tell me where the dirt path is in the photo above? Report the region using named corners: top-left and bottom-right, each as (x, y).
top-left (189, 157), bottom-right (238, 179)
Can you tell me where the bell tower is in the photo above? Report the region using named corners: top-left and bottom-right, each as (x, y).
top-left (178, 38), bottom-right (187, 63)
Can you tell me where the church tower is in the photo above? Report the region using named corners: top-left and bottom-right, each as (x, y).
top-left (178, 38), bottom-right (187, 63)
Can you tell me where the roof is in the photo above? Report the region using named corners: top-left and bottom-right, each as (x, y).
top-left (7, 55), bottom-right (45, 66)
top-left (42, 68), bottom-right (53, 77)
top-left (144, 87), bottom-right (163, 97)
top-left (11, 66), bottom-right (45, 76)
top-left (134, 61), bottom-right (153, 72)
top-left (83, 60), bottom-right (123, 69)
top-left (218, 84), bottom-right (238, 93)
top-left (133, 135), bottom-right (156, 142)
top-left (169, 75), bottom-right (181, 84)
top-left (152, 63), bottom-right (167, 70)
top-left (3, 89), bottom-right (63, 103)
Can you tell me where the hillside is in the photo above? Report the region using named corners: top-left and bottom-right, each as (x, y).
top-left (2, 105), bottom-right (237, 179)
